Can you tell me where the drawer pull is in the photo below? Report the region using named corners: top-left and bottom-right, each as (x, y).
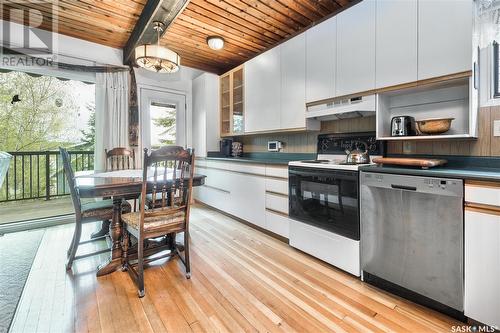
top-left (203, 184), bottom-right (230, 194)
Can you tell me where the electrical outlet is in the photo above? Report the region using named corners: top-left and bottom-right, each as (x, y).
top-left (402, 141), bottom-right (415, 154)
top-left (494, 120), bottom-right (500, 137)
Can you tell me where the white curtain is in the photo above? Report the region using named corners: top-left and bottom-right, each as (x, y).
top-left (94, 71), bottom-right (129, 170)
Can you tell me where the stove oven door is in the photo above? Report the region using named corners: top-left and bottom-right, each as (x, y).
top-left (288, 166), bottom-right (359, 240)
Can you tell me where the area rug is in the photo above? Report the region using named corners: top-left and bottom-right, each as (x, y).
top-left (0, 229), bottom-right (44, 333)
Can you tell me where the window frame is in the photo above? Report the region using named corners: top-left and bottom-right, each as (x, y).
top-left (493, 41), bottom-right (500, 98)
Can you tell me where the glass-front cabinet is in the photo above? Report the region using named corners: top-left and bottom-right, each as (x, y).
top-left (220, 65), bottom-right (244, 136)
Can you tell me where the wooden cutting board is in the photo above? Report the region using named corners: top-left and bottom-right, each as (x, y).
top-left (372, 157), bottom-right (447, 169)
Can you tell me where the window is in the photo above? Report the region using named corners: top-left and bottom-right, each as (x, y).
top-left (0, 70), bottom-right (95, 225)
top-left (0, 71), bottom-right (95, 152)
top-left (493, 41), bottom-right (500, 98)
top-left (150, 101), bottom-right (177, 148)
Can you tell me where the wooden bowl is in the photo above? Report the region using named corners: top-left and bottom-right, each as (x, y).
top-left (416, 118), bottom-right (454, 135)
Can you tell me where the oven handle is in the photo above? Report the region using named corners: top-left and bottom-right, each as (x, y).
top-left (289, 168), bottom-right (358, 179)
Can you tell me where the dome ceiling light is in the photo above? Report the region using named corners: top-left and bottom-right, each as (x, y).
top-left (206, 36), bottom-right (225, 50)
top-left (135, 21), bottom-right (180, 73)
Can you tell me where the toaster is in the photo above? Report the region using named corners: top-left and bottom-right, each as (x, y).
top-left (391, 116), bottom-right (416, 136)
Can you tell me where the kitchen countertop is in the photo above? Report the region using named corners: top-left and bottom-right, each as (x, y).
top-left (203, 152), bottom-right (316, 166)
top-left (359, 155), bottom-right (500, 182)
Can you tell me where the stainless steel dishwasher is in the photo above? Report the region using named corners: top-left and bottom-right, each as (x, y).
top-left (360, 172), bottom-right (464, 319)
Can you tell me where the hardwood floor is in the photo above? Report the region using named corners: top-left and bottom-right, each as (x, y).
top-left (10, 205), bottom-right (461, 333)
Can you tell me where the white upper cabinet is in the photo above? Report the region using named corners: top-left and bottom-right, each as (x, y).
top-left (244, 47), bottom-right (281, 133)
top-left (375, 0), bottom-right (417, 88)
top-left (418, 0), bottom-right (473, 80)
top-left (281, 33), bottom-right (306, 129)
top-left (305, 17), bottom-right (336, 103)
top-left (336, 0), bottom-right (376, 97)
top-left (193, 73), bottom-right (219, 156)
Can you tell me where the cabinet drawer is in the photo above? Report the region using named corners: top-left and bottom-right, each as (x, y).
top-left (265, 192), bottom-right (288, 214)
top-left (265, 178), bottom-right (288, 196)
top-left (231, 163), bottom-right (266, 176)
top-left (266, 210), bottom-right (289, 238)
top-left (465, 182), bottom-right (500, 208)
top-left (265, 165), bottom-right (288, 179)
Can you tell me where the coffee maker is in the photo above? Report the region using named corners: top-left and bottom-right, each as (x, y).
top-left (220, 139), bottom-right (233, 157)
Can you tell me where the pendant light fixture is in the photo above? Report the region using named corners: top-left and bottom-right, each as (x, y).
top-left (135, 21), bottom-right (180, 73)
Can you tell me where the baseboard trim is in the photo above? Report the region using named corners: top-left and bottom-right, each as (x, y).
top-left (0, 214), bottom-right (75, 234)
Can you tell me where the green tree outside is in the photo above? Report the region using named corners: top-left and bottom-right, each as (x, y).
top-left (0, 71), bottom-right (95, 201)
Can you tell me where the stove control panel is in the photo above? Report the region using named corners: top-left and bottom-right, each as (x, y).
top-left (317, 132), bottom-right (385, 156)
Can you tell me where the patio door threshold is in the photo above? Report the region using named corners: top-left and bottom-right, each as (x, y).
top-left (0, 214), bottom-right (75, 235)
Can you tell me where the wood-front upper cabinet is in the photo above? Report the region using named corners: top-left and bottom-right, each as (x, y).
top-left (336, 0), bottom-right (376, 97)
top-left (375, 0), bottom-right (417, 88)
top-left (418, 0), bottom-right (473, 80)
top-left (244, 47), bottom-right (281, 133)
top-left (305, 17), bottom-right (336, 103)
top-left (281, 33), bottom-right (306, 129)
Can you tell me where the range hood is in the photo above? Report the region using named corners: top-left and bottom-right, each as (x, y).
top-left (306, 94), bottom-right (376, 120)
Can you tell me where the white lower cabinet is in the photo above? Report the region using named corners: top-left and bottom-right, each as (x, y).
top-left (195, 162), bottom-right (291, 238)
top-left (266, 210), bottom-right (289, 238)
top-left (465, 208), bottom-right (500, 328)
top-left (265, 192), bottom-right (288, 214)
top-left (228, 172), bottom-right (266, 228)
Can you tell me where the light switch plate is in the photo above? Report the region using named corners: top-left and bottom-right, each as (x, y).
top-left (494, 120), bottom-right (500, 137)
top-left (402, 141), bottom-right (415, 154)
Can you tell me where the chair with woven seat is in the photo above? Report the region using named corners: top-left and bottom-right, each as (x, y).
top-left (121, 146), bottom-right (195, 298)
top-left (60, 147), bottom-right (131, 270)
top-left (90, 147), bottom-right (138, 240)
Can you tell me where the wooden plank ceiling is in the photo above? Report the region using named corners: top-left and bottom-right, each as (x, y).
top-left (162, 0), bottom-right (354, 74)
top-left (1, 0), bottom-right (146, 49)
top-left (1, 0), bottom-right (354, 74)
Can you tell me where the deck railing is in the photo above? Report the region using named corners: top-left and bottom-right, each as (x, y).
top-left (0, 150), bottom-right (94, 202)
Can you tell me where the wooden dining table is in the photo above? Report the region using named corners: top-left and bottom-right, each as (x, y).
top-left (75, 169), bottom-right (206, 276)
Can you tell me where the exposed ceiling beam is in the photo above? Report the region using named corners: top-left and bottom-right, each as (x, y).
top-left (123, 0), bottom-right (189, 65)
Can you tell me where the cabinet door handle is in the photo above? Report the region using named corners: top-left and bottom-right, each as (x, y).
top-left (391, 184), bottom-right (417, 191)
top-left (204, 185), bottom-right (230, 194)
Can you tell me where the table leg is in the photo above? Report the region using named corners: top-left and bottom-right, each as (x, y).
top-left (96, 198), bottom-right (123, 276)
top-left (90, 220), bottom-right (110, 239)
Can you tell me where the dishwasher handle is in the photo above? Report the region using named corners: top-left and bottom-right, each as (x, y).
top-left (391, 184), bottom-right (417, 191)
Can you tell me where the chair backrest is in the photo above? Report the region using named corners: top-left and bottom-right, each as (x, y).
top-left (138, 146), bottom-right (195, 233)
top-left (105, 147), bottom-right (135, 171)
top-left (60, 147), bottom-right (81, 216)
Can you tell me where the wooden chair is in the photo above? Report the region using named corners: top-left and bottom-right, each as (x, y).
top-left (121, 146), bottom-right (195, 298)
top-left (60, 147), bottom-right (131, 270)
top-left (92, 147), bottom-right (137, 239)
top-left (105, 147), bottom-right (136, 171)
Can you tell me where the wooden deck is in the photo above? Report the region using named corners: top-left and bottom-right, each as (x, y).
top-left (0, 197), bottom-right (97, 225)
top-left (10, 204), bottom-right (461, 333)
